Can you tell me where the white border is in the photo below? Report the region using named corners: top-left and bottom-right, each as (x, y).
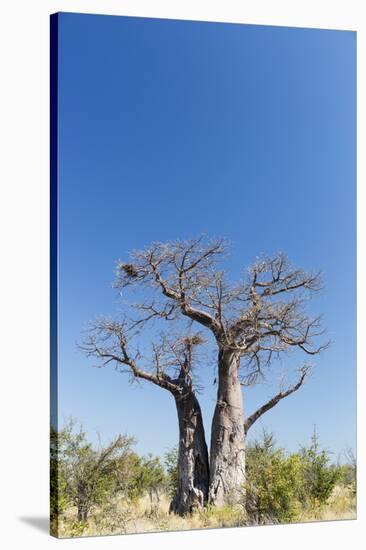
top-left (0, 1), bottom-right (364, 549)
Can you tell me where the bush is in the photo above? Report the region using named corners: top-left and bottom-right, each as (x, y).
top-left (135, 454), bottom-right (166, 515)
top-left (298, 428), bottom-right (340, 509)
top-left (335, 448), bottom-right (356, 495)
top-left (245, 431), bottom-right (303, 524)
top-left (164, 446), bottom-right (179, 498)
top-left (245, 429), bottom-right (344, 524)
top-left (51, 420), bottom-right (137, 525)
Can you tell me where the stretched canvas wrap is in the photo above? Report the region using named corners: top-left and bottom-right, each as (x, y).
top-left (50, 12), bottom-right (356, 538)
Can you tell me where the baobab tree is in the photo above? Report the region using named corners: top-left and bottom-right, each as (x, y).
top-left (82, 324), bottom-right (209, 515)
top-left (83, 236), bottom-right (328, 510)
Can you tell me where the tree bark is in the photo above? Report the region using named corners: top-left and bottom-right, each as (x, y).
top-left (209, 350), bottom-right (245, 506)
top-left (169, 390), bottom-right (210, 515)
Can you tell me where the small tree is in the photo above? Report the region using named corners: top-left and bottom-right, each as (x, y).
top-left (299, 428), bottom-right (340, 509)
top-left (54, 420), bottom-right (135, 522)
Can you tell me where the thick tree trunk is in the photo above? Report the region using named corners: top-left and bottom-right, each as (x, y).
top-left (169, 390), bottom-right (210, 516)
top-left (209, 350), bottom-right (245, 506)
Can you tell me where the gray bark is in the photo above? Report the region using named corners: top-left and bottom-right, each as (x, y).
top-left (169, 390), bottom-right (209, 515)
top-left (209, 350), bottom-right (246, 506)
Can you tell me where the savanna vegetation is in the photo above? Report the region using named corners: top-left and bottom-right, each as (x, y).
top-left (51, 237), bottom-right (356, 537)
top-left (50, 422), bottom-right (356, 537)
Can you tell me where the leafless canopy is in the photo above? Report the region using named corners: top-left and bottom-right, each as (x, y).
top-left (81, 316), bottom-right (205, 398)
top-left (80, 236), bottom-right (329, 438)
top-left (111, 237), bottom-right (329, 383)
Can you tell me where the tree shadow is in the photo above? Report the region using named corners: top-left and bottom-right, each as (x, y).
top-left (18, 516), bottom-right (49, 534)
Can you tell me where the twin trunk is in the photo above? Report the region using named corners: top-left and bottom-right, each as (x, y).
top-left (171, 350), bottom-right (245, 514)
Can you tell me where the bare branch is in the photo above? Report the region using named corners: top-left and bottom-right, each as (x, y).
top-left (114, 244), bottom-right (328, 371)
top-left (80, 317), bottom-right (206, 397)
top-left (224, 254), bottom-right (329, 367)
top-left (244, 365), bottom-right (311, 434)
top-left (80, 318), bottom-right (180, 394)
top-left (114, 237), bottom-right (227, 336)
top-left (84, 242), bottom-right (328, 400)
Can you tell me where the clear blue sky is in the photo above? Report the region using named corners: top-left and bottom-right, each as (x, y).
top-left (56, 13), bottom-right (356, 461)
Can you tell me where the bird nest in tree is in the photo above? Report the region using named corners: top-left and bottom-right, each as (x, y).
top-left (120, 263), bottom-right (139, 278)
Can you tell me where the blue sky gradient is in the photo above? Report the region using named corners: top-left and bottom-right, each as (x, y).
top-left (56, 13), bottom-right (356, 460)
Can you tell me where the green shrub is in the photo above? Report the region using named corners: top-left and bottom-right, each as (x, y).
top-left (164, 446), bottom-right (179, 498)
top-left (51, 420), bottom-right (137, 523)
top-left (298, 429), bottom-right (340, 509)
top-left (135, 454), bottom-right (166, 515)
top-left (245, 428), bottom-right (344, 524)
top-left (245, 431), bottom-right (303, 524)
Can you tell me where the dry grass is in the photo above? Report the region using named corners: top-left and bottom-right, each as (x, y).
top-left (299, 485), bottom-right (356, 523)
top-left (55, 485), bottom-right (356, 538)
